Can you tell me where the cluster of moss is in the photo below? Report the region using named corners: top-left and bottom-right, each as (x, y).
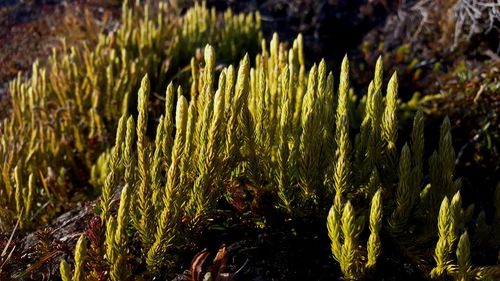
top-left (0, 0), bottom-right (261, 231)
top-left (64, 37), bottom-right (499, 280)
top-left (1, 1), bottom-right (499, 280)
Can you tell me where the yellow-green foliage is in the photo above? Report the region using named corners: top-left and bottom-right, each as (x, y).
top-left (367, 189), bottom-right (383, 268)
top-left (110, 184), bottom-right (131, 281)
top-left (456, 231), bottom-right (471, 281)
top-left (93, 34), bottom-right (310, 274)
top-left (88, 32), bottom-right (500, 279)
top-left (59, 259), bottom-right (71, 281)
top-left (3, 2), bottom-right (499, 280)
top-left (0, 0), bottom-right (261, 230)
top-left (60, 235), bottom-right (87, 281)
top-left (431, 197), bottom-right (451, 279)
top-left (327, 190), bottom-right (383, 280)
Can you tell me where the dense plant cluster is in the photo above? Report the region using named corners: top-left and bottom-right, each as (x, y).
top-left (63, 36), bottom-right (499, 279)
top-left (0, 1), bottom-right (498, 280)
top-left (0, 0), bottom-right (261, 231)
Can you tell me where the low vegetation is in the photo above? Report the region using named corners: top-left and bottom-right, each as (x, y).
top-left (0, 1), bottom-right (498, 280)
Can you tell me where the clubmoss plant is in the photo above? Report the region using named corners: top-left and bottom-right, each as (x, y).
top-left (59, 259), bottom-right (71, 281)
top-left (57, 33), bottom-right (500, 280)
top-left (2, 3), bottom-right (498, 279)
top-left (1, 0), bottom-right (261, 231)
top-left (60, 235), bottom-right (87, 281)
top-left (456, 230), bottom-right (471, 281)
top-left (431, 197), bottom-right (451, 279)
